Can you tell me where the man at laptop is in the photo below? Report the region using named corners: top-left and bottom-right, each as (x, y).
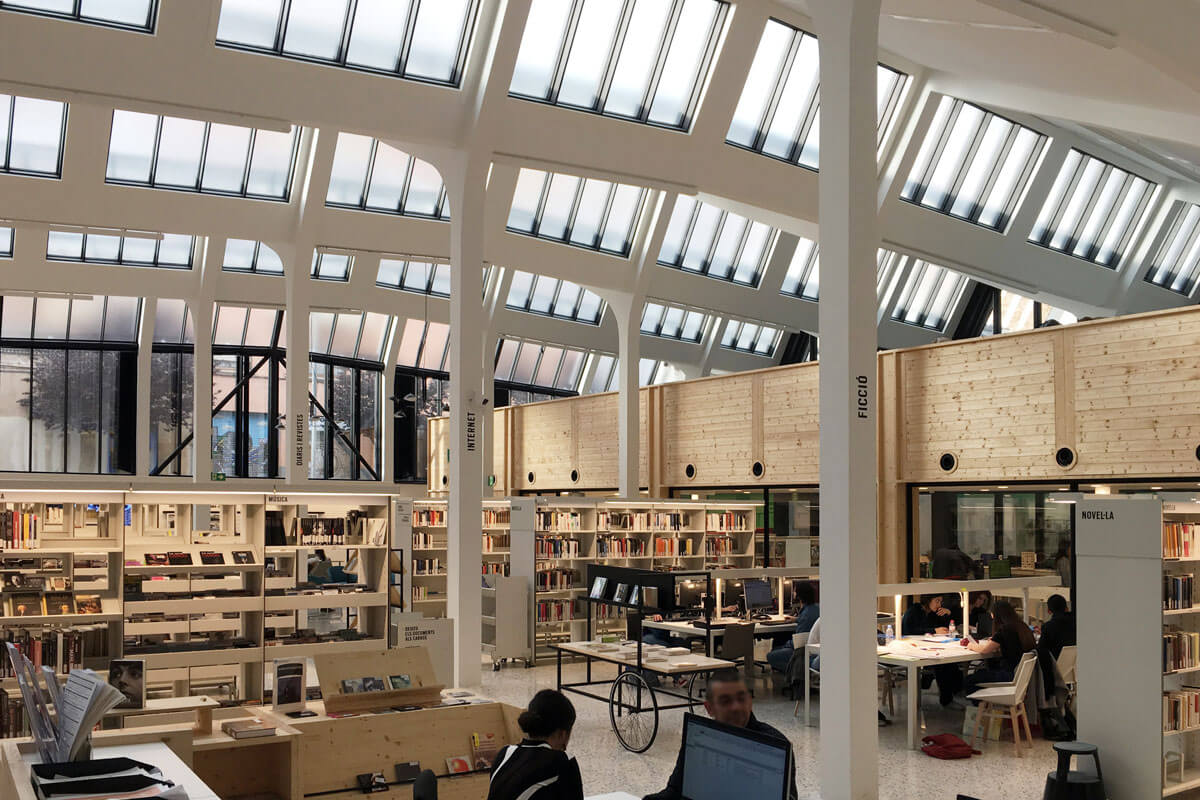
top-left (643, 669), bottom-right (798, 800)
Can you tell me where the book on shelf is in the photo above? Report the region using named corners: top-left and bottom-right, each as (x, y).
top-left (536, 511), bottom-right (583, 532)
top-left (414, 508), bottom-right (446, 527)
top-left (0, 511), bottom-right (39, 550)
top-left (482, 533), bottom-right (508, 553)
top-left (482, 509), bottom-right (510, 527)
top-left (706, 511), bottom-right (750, 532)
top-left (472, 731), bottom-right (501, 769)
top-left (1165, 574), bottom-right (1195, 610)
top-left (222, 718), bottom-right (276, 739)
top-left (596, 536), bottom-right (646, 558)
top-left (1164, 686), bottom-right (1200, 732)
top-left (1165, 522), bottom-right (1198, 559)
top-left (536, 536), bottom-right (579, 559)
top-left (1164, 628), bottom-right (1200, 672)
top-left (536, 568), bottom-right (577, 592)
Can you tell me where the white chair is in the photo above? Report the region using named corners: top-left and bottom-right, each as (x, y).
top-left (1055, 644), bottom-right (1078, 713)
top-left (967, 651), bottom-right (1038, 757)
top-left (790, 632), bottom-right (810, 716)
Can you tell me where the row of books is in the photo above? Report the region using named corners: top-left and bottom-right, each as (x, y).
top-left (411, 586), bottom-right (441, 601)
top-left (705, 512), bottom-right (752, 532)
top-left (536, 569), bottom-right (577, 591)
top-left (596, 537), bottom-right (647, 558)
top-left (0, 511), bottom-right (40, 550)
top-left (1164, 687), bottom-right (1200, 732)
top-left (482, 534), bottom-right (508, 553)
top-left (536, 511), bottom-right (584, 532)
top-left (413, 531), bottom-right (443, 548)
top-left (413, 559), bottom-right (442, 575)
top-left (705, 537), bottom-right (743, 556)
top-left (535, 599), bottom-right (574, 623)
top-left (482, 508), bottom-right (510, 527)
top-left (600, 511), bottom-right (692, 532)
top-left (536, 537), bottom-right (580, 559)
top-left (1164, 628), bottom-right (1200, 673)
top-left (481, 562), bottom-right (510, 576)
top-left (593, 602), bottom-right (626, 621)
top-left (293, 517), bottom-right (348, 546)
top-left (1, 624), bottom-right (109, 676)
top-left (414, 508), bottom-right (446, 526)
top-left (0, 689), bottom-right (27, 740)
top-left (655, 538), bottom-right (697, 557)
top-left (1165, 574), bottom-right (1195, 610)
top-left (1164, 522), bottom-right (1198, 559)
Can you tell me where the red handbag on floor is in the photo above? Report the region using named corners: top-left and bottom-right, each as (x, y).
top-left (921, 733), bottom-right (981, 759)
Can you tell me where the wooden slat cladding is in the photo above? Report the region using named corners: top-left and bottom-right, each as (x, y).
top-left (898, 335), bottom-right (1057, 481)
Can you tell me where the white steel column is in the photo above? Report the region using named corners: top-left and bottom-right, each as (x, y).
top-left (610, 294), bottom-right (640, 498)
top-left (813, 1), bottom-right (881, 798)
top-left (444, 156), bottom-right (486, 687)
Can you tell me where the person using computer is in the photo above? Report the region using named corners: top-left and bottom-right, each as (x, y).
top-left (643, 669), bottom-right (797, 800)
top-left (487, 689), bottom-right (583, 800)
top-left (764, 581), bottom-right (818, 673)
top-left (960, 600), bottom-right (1037, 696)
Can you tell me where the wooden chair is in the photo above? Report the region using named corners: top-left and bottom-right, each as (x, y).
top-left (721, 622), bottom-right (760, 690)
top-left (967, 651), bottom-right (1038, 757)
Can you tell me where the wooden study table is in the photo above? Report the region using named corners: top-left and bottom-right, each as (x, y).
top-left (641, 614), bottom-right (796, 654)
top-left (554, 640), bottom-right (734, 753)
top-left (805, 637), bottom-right (995, 749)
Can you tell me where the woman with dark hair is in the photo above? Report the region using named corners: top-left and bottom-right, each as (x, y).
top-left (968, 590), bottom-right (993, 639)
top-left (960, 600), bottom-right (1036, 696)
top-left (488, 689), bottom-right (583, 800)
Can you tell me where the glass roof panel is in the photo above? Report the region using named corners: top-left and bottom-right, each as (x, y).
top-left (556, 349), bottom-right (585, 390)
top-left (396, 319), bottom-right (424, 368)
top-left (223, 239), bottom-right (257, 271)
top-left (589, 354), bottom-right (615, 393)
top-left (358, 312), bottom-right (391, 362)
top-left (67, 295), bottom-right (104, 341)
top-left (419, 322), bottom-right (449, 370)
top-left (105, 109), bottom-right (157, 182)
top-left (246, 128), bottom-right (297, 198)
top-left (528, 275), bottom-right (557, 314)
top-left (200, 123), bottom-right (253, 193)
top-left (494, 339), bottom-right (519, 381)
top-left (345, 0), bottom-right (410, 70)
top-left (507, 167), bottom-right (644, 256)
top-left (328, 135), bottom-right (447, 219)
top-left (328, 132), bottom-right (373, 206)
top-left (213, 305), bottom-right (248, 346)
top-left (1029, 149), bottom-right (1156, 266)
top-left (511, 341), bottom-right (540, 384)
top-left (1146, 202), bottom-right (1200, 296)
top-left (101, 296), bottom-right (139, 341)
top-left (780, 237), bottom-right (819, 299)
top-left (153, 299), bottom-right (189, 344)
top-left (282, 0), bottom-right (348, 60)
top-left (510, 0), bottom-right (727, 131)
top-left (890, 259), bottom-right (967, 331)
top-left (405, 158), bottom-right (445, 216)
top-left (5, 0), bottom-right (153, 26)
top-left (727, 19), bottom-right (792, 148)
top-left (406, 0), bottom-right (474, 83)
top-left (154, 116), bottom-right (206, 187)
top-left (7, 96), bottom-right (66, 175)
top-left (243, 307), bottom-right (278, 347)
top-left (0, 296), bottom-right (33, 338)
top-left (0, 227), bottom-right (12, 257)
top-left (215, 0), bottom-right (282, 48)
top-left (308, 311), bottom-right (335, 354)
top-left (311, 252), bottom-right (351, 281)
top-left (329, 312), bottom-right (362, 358)
top-left (533, 346), bottom-right (563, 386)
top-left (376, 259), bottom-right (405, 288)
top-left (568, 179), bottom-right (610, 248)
top-left (661, 198), bottom-right (773, 286)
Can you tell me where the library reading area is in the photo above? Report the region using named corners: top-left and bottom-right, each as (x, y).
top-left (0, 1), bottom-right (1196, 799)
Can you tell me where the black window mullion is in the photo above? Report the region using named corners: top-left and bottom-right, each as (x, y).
top-left (701, 212), bottom-right (729, 276)
top-left (913, 101), bottom-right (963, 205)
top-left (594, 0), bottom-right (637, 112)
top-left (353, 368), bottom-right (363, 480)
top-left (530, 172), bottom-right (554, 237)
top-left (1040, 157), bottom-right (1088, 246)
top-left (359, 139), bottom-right (380, 209)
top-left (1066, 164), bottom-right (1113, 256)
top-left (194, 122), bottom-right (213, 192)
top-left (970, 125), bottom-right (1022, 226)
top-left (547, 1), bottom-right (586, 103)
top-left (397, 156), bottom-right (417, 214)
top-left (336, 0), bottom-right (358, 64)
top-left (325, 364), bottom-right (335, 479)
top-left (917, 268), bottom-right (947, 329)
top-left (147, 116), bottom-right (165, 185)
top-left (239, 129), bottom-right (257, 195)
top-left (787, 79), bottom-right (822, 166)
top-left (751, 29), bottom-right (800, 152)
top-left (594, 183), bottom-right (619, 249)
top-left (395, 0), bottom-right (421, 76)
top-left (272, 0), bottom-right (293, 52)
top-left (677, 3), bottom-right (726, 130)
top-left (640, 0), bottom-right (684, 123)
top-left (267, 355), bottom-right (279, 477)
top-left (3, 101), bottom-right (15, 168)
top-left (561, 179), bottom-right (588, 242)
top-left (726, 216), bottom-right (754, 281)
top-left (1085, 172), bottom-right (1133, 263)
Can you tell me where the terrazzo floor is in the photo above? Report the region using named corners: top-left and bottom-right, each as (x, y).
top-left (473, 658), bottom-right (1056, 800)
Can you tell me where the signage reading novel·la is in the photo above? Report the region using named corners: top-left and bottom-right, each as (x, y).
top-left (1081, 510), bottom-right (1115, 520)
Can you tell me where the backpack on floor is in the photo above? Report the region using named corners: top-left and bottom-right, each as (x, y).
top-left (921, 733), bottom-right (981, 759)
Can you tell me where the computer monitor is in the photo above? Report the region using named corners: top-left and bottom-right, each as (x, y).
top-left (680, 713), bottom-right (790, 800)
top-left (743, 578), bottom-right (773, 613)
top-left (676, 580), bottom-right (704, 610)
top-left (720, 580), bottom-right (743, 612)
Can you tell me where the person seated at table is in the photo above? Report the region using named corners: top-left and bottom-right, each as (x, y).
top-left (960, 600), bottom-right (1037, 697)
top-left (643, 669), bottom-right (797, 800)
top-left (1036, 593), bottom-right (1076, 692)
top-left (764, 581), bottom-right (819, 673)
top-left (968, 590), bottom-right (994, 638)
top-left (306, 549), bottom-right (332, 584)
top-left (931, 536), bottom-right (975, 579)
top-left (901, 594), bottom-right (952, 636)
top-left (488, 689), bottom-right (583, 800)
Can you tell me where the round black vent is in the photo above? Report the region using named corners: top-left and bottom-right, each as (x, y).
top-left (441, 475), bottom-right (448, 486)
top-left (939, 453), bottom-right (957, 473)
top-left (570, 469), bottom-right (580, 483)
top-left (685, 464), bottom-right (696, 480)
top-left (1195, 444), bottom-right (1200, 462)
top-left (1055, 447), bottom-right (1076, 468)
top-left (527, 471), bottom-right (535, 484)
top-left (751, 461), bottom-right (765, 478)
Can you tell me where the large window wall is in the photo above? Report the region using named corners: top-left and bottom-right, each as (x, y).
top-left (0, 295), bottom-right (138, 474)
top-left (210, 305), bottom-right (286, 479)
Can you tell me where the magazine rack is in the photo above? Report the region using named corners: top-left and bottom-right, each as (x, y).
top-left (312, 647), bottom-right (443, 715)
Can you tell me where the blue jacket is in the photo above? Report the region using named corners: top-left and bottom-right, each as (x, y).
top-left (794, 603), bottom-right (819, 636)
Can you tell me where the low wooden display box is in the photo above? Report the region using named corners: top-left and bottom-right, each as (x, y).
top-left (313, 648), bottom-right (444, 715)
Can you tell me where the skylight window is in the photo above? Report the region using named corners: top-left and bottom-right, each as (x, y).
top-left (508, 168), bottom-right (646, 256)
top-left (1, 94), bottom-right (68, 177)
top-left (640, 301), bottom-right (707, 342)
top-left (0, 0), bottom-right (156, 30)
top-left (396, 319), bottom-right (450, 371)
top-left (377, 259), bottom-right (450, 296)
top-left (658, 196), bottom-right (776, 286)
top-left (780, 237), bottom-right (819, 299)
top-left (494, 338), bottom-right (587, 392)
top-left (726, 19), bottom-right (907, 168)
top-left (47, 229), bottom-right (194, 269)
top-left (153, 298), bottom-right (194, 345)
top-left (1028, 149), bottom-right (1156, 267)
top-left (640, 358), bottom-right (685, 386)
top-left (510, 0), bottom-right (728, 131)
top-left (310, 310), bottom-right (392, 362)
top-left (588, 353), bottom-right (617, 393)
top-left (890, 259), bottom-right (968, 331)
top-left (0, 294), bottom-right (140, 342)
top-left (105, 110), bottom-right (299, 200)
top-left (982, 290), bottom-right (1077, 335)
top-left (212, 305), bottom-right (285, 348)
top-left (1146, 202), bottom-right (1200, 296)
top-left (326, 133), bottom-right (449, 219)
top-left (720, 320), bottom-right (780, 356)
top-left (0, 227), bottom-right (12, 258)
top-left (506, 271), bottom-right (604, 324)
top-left (223, 239), bottom-right (284, 274)
top-left (311, 251), bottom-right (352, 282)
top-left (901, 97), bottom-right (1046, 231)
top-left (216, 0), bottom-right (478, 87)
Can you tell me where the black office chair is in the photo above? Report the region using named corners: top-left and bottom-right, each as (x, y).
top-left (414, 769), bottom-right (437, 800)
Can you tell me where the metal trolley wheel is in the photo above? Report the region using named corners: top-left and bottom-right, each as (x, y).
top-left (608, 671), bottom-right (659, 753)
top-left (686, 673), bottom-right (702, 712)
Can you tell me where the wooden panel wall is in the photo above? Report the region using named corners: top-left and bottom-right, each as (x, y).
top-left (760, 364), bottom-right (821, 485)
top-left (661, 374), bottom-right (755, 486)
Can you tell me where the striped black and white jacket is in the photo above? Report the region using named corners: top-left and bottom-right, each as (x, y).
top-left (486, 739), bottom-right (584, 800)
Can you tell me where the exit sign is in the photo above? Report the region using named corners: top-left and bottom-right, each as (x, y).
top-left (210, 472), bottom-right (226, 481)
